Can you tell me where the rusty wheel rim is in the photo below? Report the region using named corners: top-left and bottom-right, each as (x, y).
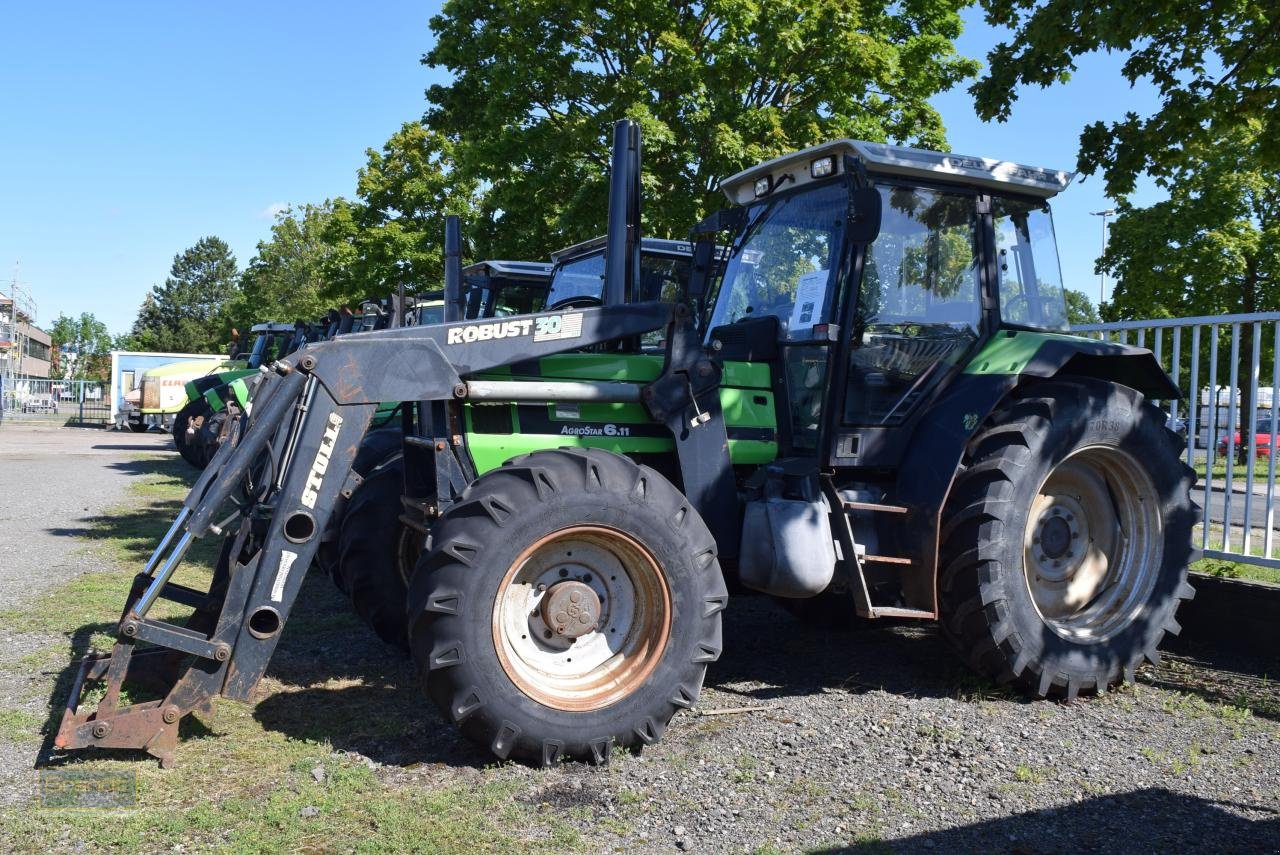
top-left (493, 525), bottom-right (671, 711)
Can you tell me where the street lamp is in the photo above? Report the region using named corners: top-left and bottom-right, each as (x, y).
top-left (1091, 209), bottom-right (1116, 306)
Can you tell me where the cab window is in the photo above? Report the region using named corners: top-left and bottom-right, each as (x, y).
top-left (844, 186), bottom-right (980, 425)
top-left (993, 199), bottom-right (1068, 331)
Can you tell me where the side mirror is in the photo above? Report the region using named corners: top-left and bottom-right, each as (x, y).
top-left (848, 188), bottom-right (882, 244)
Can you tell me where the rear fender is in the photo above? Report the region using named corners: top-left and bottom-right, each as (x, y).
top-left (889, 331), bottom-right (1176, 614)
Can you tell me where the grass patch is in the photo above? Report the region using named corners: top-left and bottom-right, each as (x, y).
top-left (1192, 558), bottom-right (1280, 585)
top-left (0, 707), bottom-right (44, 743)
top-left (1194, 457), bottom-right (1275, 482)
top-left (1, 454), bottom-right (589, 853)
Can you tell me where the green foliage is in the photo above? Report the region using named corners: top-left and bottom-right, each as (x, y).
top-left (320, 122), bottom-right (479, 306)
top-left (127, 236), bottom-right (240, 354)
top-left (972, 0), bottom-right (1280, 198)
top-left (1100, 126), bottom-right (1277, 413)
top-left (1064, 288), bottom-right (1099, 326)
top-left (48, 312), bottom-right (112, 380)
top-left (423, 0), bottom-right (980, 259)
top-left (232, 203), bottom-right (341, 333)
top-left (1101, 128), bottom-right (1277, 321)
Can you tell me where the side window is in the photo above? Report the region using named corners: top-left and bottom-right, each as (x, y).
top-left (993, 199), bottom-right (1068, 331)
top-left (845, 186), bottom-right (980, 425)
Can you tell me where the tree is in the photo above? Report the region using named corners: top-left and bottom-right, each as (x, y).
top-left (128, 237), bottom-right (240, 354)
top-left (971, 0), bottom-right (1279, 198)
top-left (1064, 288), bottom-right (1099, 326)
top-left (423, 0), bottom-right (980, 259)
top-left (233, 203), bottom-right (341, 332)
top-left (1100, 125), bottom-right (1278, 418)
top-left (321, 123), bottom-right (478, 304)
top-left (49, 312), bottom-right (112, 380)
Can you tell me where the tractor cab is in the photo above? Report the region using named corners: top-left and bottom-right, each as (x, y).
top-left (707, 140), bottom-right (1073, 464)
top-left (241, 322), bottom-right (298, 368)
top-left (462, 259), bottom-right (554, 318)
top-left (544, 236), bottom-right (730, 311)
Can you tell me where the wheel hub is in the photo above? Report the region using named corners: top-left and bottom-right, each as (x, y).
top-left (1038, 514), bottom-right (1072, 559)
top-left (540, 580), bottom-right (601, 640)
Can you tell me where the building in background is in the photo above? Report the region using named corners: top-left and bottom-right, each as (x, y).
top-left (0, 288), bottom-right (51, 380)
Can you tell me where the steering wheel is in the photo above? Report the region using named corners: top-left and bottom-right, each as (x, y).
top-left (548, 295), bottom-right (604, 311)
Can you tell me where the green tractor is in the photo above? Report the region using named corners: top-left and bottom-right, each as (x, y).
top-left (56, 121), bottom-right (1195, 769)
top-left (336, 236), bottom-right (723, 647)
top-left (172, 322), bottom-right (302, 468)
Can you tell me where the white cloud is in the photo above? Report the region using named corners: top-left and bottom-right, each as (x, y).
top-left (257, 202), bottom-right (290, 220)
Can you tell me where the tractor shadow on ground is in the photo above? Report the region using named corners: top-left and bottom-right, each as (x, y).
top-left (250, 570), bottom-right (494, 769)
top-left (814, 788), bottom-right (1278, 854)
top-left (706, 594), bottom-right (1003, 705)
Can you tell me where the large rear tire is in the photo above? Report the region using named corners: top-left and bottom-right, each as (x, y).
top-left (938, 377), bottom-right (1196, 700)
top-left (409, 448), bottom-right (727, 765)
top-left (316, 427), bottom-right (404, 593)
top-left (337, 457), bottom-right (424, 650)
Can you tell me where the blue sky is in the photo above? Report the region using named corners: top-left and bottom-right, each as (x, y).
top-left (1, 3), bottom-right (1161, 336)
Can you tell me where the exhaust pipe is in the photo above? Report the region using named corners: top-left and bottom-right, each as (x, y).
top-left (603, 119), bottom-right (641, 308)
top-left (444, 215), bottom-right (464, 323)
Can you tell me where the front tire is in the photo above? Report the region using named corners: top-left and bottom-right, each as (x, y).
top-left (938, 378), bottom-right (1196, 700)
top-left (409, 448), bottom-right (727, 765)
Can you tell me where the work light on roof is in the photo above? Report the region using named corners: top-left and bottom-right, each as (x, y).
top-left (753, 176), bottom-right (771, 197)
top-left (810, 156), bottom-right (836, 179)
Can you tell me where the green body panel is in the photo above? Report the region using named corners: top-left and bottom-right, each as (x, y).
top-left (185, 369), bottom-right (256, 407)
top-left (963, 330), bottom-right (1087, 375)
top-left (465, 353), bottom-right (777, 474)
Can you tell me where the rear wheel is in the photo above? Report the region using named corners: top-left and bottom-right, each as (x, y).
top-left (938, 378), bottom-right (1196, 699)
top-left (128, 421), bottom-right (150, 433)
top-left (337, 457), bottom-right (424, 650)
top-left (409, 448), bottom-right (726, 764)
top-left (316, 427), bottom-right (404, 593)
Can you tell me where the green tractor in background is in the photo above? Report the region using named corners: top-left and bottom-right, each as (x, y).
top-left (56, 122), bottom-right (1195, 769)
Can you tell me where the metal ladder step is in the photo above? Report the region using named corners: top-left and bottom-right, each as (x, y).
top-left (842, 500), bottom-right (909, 514)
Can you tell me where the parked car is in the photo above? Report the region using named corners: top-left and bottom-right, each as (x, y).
top-left (1165, 411), bottom-right (1188, 438)
top-left (1218, 417), bottom-right (1280, 462)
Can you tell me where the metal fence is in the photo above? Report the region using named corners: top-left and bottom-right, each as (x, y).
top-left (0, 377), bottom-right (111, 425)
top-left (1075, 312), bottom-right (1280, 572)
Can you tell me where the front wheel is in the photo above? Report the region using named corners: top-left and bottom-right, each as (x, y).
top-left (409, 448), bottom-right (727, 764)
top-left (938, 378), bottom-right (1196, 700)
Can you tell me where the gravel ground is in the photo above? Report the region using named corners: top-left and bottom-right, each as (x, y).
top-left (0, 423), bottom-right (1277, 852)
top-left (0, 424), bottom-right (173, 804)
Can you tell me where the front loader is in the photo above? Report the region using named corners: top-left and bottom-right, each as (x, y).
top-left (55, 121), bottom-right (1195, 767)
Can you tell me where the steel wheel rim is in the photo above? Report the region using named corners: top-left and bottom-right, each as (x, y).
top-left (1023, 445), bottom-right (1162, 641)
top-left (493, 525), bottom-right (671, 711)
top-left (395, 524), bottom-right (426, 589)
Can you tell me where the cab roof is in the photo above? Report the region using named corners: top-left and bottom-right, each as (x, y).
top-left (462, 260), bottom-right (554, 281)
top-left (550, 236), bottom-right (698, 264)
top-left (719, 140), bottom-right (1074, 205)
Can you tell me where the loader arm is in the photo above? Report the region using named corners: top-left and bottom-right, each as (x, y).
top-left (55, 299), bottom-right (731, 766)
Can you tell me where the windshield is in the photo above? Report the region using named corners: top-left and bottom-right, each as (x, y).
top-left (545, 251), bottom-right (693, 309)
top-left (706, 181), bottom-right (847, 340)
top-left (546, 254), bottom-right (605, 307)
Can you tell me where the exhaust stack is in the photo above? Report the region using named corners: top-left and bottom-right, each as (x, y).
top-left (603, 120), bottom-right (642, 308)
